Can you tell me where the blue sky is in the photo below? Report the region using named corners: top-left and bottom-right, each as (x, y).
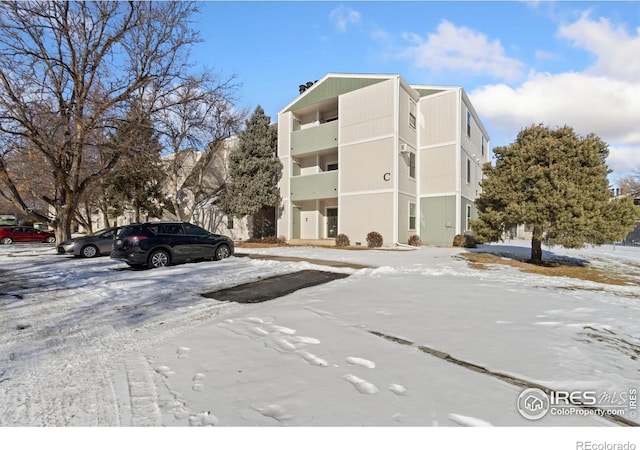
top-left (190, 1), bottom-right (640, 180)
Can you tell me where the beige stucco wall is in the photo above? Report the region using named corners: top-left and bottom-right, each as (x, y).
top-left (340, 137), bottom-right (395, 193)
top-left (339, 78), bottom-right (395, 144)
top-left (421, 144), bottom-right (457, 194)
top-left (419, 90), bottom-right (458, 147)
top-left (339, 192), bottom-right (394, 245)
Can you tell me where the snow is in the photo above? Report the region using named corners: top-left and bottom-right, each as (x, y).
top-left (1, 240), bottom-right (639, 447)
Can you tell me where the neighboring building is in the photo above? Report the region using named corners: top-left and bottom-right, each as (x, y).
top-left (0, 214), bottom-right (17, 226)
top-left (276, 73), bottom-right (490, 246)
top-left (91, 136), bottom-right (251, 241)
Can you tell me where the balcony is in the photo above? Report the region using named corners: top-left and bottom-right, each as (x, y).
top-left (291, 120), bottom-right (338, 156)
top-left (290, 171), bottom-right (338, 201)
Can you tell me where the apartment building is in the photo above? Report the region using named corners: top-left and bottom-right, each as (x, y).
top-left (277, 73), bottom-right (490, 246)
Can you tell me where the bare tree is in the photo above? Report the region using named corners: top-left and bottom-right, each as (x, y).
top-left (0, 1), bottom-right (201, 242)
top-left (154, 72), bottom-right (246, 222)
top-left (618, 169), bottom-right (640, 198)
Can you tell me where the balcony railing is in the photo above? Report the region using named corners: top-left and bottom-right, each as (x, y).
top-left (291, 120), bottom-right (338, 156)
top-left (290, 171), bottom-right (338, 201)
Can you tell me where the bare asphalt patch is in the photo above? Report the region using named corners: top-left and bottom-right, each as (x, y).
top-left (202, 269), bottom-right (350, 303)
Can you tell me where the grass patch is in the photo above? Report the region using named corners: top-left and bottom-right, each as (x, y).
top-left (460, 252), bottom-right (637, 287)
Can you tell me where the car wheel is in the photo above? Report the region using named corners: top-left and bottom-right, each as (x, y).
top-left (1, 237), bottom-right (13, 245)
top-left (45, 236), bottom-right (56, 243)
top-left (148, 249), bottom-right (170, 268)
top-left (213, 244), bottom-right (231, 261)
top-left (81, 244), bottom-right (99, 258)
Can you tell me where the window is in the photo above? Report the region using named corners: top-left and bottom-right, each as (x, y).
top-left (409, 99), bottom-right (417, 129)
top-left (409, 203), bottom-right (416, 230)
top-left (227, 217), bottom-right (234, 230)
top-left (184, 224), bottom-right (210, 236)
top-left (466, 158), bottom-right (471, 185)
top-left (466, 111), bottom-right (471, 138)
top-left (409, 152), bottom-right (416, 178)
top-left (481, 135), bottom-right (485, 156)
top-left (466, 205), bottom-right (472, 231)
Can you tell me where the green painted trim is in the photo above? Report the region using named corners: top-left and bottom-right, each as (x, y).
top-left (420, 195), bottom-right (457, 245)
top-left (284, 77), bottom-right (388, 112)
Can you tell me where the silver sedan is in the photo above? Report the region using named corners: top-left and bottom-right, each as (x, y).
top-left (57, 226), bottom-right (123, 258)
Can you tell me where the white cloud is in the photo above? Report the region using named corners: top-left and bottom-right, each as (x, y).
top-left (329, 6), bottom-right (361, 32)
top-left (607, 144), bottom-right (640, 176)
top-left (470, 72), bottom-right (640, 173)
top-left (469, 13), bottom-right (640, 175)
top-left (558, 14), bottom-right (640, 81)
top-left (400, 20), bottom-right (525, 81)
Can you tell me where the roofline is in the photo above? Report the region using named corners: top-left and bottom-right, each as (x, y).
top-left (278, 72), bottom-right (399, 115)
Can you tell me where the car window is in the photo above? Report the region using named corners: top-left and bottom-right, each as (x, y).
top-left (99, 229), bottom-right (118, 239)
top-left (160, 224), bottom-right (184, 235)
top-left (184, 224), bottom-right (210, 236)
top-left (119, 226), bottom-right (147, 238)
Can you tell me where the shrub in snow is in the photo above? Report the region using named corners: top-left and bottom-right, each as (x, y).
top-left (366, 231), bottom-right (383, 248)
top-left (453, 234), bottom-right (477, 248)
top-left (335, 233), bottom-right (350, 247)
top-left (408, 235), bottom-right (421, 247)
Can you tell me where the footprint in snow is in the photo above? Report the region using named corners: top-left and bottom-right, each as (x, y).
top-left (252, 404), bottom-right (293, 422)
top-left (389, 384), bottom-right (407, 396)
top-left (177, 346), bottom-right (190, 359)
top-left (156, 365), bottom-right (175, 378)
top-left (270, 325), bottom-right (296, 335)
top-left (192, 373), bottom-right (205, 392)
top-left (274, 337), bottom-right (297, 351)
top-left (250, 326), bottom-right (269, 336)
top-left (345, 356), bottom-right (376, 369)
top-left (299, 351), bottom-right (328, 367)
top-left (291, 335), bottom-right (320, 345)
top-left (343, 374), bottom-right (379, 394)
top-left (245, 317), bottom-right (265, 324)
top-left (448, 413), bottom-right (493, 427)
top-left (189, 411), bottom-right (218, 426)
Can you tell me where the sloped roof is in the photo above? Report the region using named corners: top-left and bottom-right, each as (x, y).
top-left (280, 73), bottom-right (396, 114)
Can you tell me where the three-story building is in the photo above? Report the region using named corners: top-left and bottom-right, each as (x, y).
top-left (277, 73), bottom-right (490, 246)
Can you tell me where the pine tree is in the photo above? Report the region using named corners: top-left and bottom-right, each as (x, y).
top-left (219, 106), bottom-right (282, 237)
top-left (103, 103), bottom-right (167, 223)
top-left (471, 124), bottom-right (638, 263)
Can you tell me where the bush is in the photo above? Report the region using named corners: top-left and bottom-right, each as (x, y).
top-left (453, 234), bottom-right (477, 248)
top-left (408, 235), bottom-right (421, 247)
top-left (366, 231), bottom-right (383, 248)
top-left (335, 233), bottom-right (350, 247)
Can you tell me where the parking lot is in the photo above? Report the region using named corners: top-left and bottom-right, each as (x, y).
top-left (1, 242), bottom-right (638, 428)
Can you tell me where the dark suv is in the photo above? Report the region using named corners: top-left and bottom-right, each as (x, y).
top-left (111, 221), bottom-right (234, 269)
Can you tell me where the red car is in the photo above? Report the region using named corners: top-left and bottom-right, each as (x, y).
top-left (0, 226), bottom-right (56, 244)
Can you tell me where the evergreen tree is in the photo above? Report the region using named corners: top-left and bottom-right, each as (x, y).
top-left (218, 106), bottom-right (282, 237)
top-left (103, 103), bottom-right (167, 223)
top-left (471, 124), bottom-right (638, 263)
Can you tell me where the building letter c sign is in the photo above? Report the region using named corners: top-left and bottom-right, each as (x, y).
top-left (383, 172), bottom-right (391, 181)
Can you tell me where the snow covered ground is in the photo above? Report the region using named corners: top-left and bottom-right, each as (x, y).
top-left (0, 240), bottom-right (639, 447)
